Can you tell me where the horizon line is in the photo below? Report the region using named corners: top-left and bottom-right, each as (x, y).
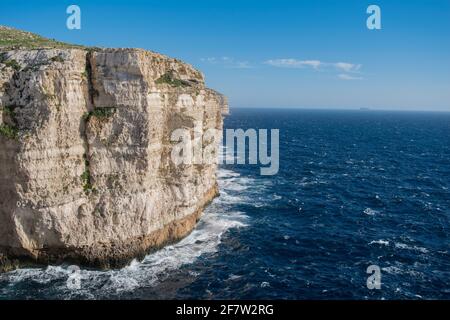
top-left (228, 106), bottom-right (450, 113)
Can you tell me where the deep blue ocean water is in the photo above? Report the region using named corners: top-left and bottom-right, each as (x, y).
top-left (1, 108), bottom-right (449, 299)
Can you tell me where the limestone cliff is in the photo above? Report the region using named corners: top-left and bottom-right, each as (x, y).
top-left (0, 26), bottom-right (226, 271)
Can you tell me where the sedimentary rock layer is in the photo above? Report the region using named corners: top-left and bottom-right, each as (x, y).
top-left (0, 47), bottom-right (227, 269)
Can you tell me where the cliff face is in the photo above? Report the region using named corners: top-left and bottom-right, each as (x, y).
top-left (0, 34), bottom-right (227, 269)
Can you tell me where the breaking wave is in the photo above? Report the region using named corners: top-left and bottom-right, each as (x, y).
top-left (0, 164), bottom-right (250, 299)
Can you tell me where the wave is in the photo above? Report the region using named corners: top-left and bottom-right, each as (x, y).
top-left (363, 208), bottom-right (379, 216)
top-left (218, 144), bottom-right (243, 163)
top-left (0, 167), bottom-right (251, 298)
top-left (368, 239), bottom-right (429, 254)
top-left (394, 243), bottom-right (429, 254)
top-left (369, 240), bottom-right (390, 246)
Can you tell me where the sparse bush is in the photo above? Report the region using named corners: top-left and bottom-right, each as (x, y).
top-left (83, 107), bottom-right (117, 121)
top-left (3, 59), bottom-right (20, 71)
top-left (0, 53), bottom-right (7, 63)
top-left (156, 72), bottom-right (191, 87)
top-left (81, 169), bottom-right (93, 194)
top-left (0, 26), bottom-right (87, 49)
top-left (50, 55), bottom-right (64, 63)
top-left (80, 154), bottom-right (94, 194)
top-left (0, 124), bottom-right (18, 140)
top-left (2, 105), bottom-right (16, 117)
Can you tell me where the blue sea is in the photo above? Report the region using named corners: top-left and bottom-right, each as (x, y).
top-left (1, 108), bottom-right (449, 300)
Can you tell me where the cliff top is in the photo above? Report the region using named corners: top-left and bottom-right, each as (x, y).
top-left (0, 26), bottom-right (193, 69)
top-left (0, 25), bottom-right (212, 90)
top-left (0, 25), bottom-right (87, 50)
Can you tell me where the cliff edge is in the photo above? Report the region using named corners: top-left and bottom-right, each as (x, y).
top-left (0, 26), bottom-right (227, 271)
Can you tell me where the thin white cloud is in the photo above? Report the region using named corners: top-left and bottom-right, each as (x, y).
top-left (334, 62), bottom-right (361, 73)
top-left (201, 56), bottom-right (251, 69)
top-left (265, 58), bottom-right (363, 80)
top-left (338, 73), bottom-right (363, 80)
top-left (200, 57), bottom-right (218, 64)
top-left (265, 59), bottom-right (321, 69)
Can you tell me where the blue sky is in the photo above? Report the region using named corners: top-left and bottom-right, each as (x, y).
top-left (1, 0), bottom-right (449, 110)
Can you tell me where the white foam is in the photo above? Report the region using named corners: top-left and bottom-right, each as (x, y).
top-left (382, 264), bottom-right (424, 278)
top-left (394, 243), bottom-right (429, 254)
top-left (363, 208), bottom-right (379, 216)
top-left (217, 169), bottom-right (240, 179)
top-left (382, 266), bottom-right (403, 275)
top-left (218, 191), bottom-right (245, 204)
top-left (369, 240), bottom-right (389, 246)
top-left (0, 166), bottom-right (251, 297)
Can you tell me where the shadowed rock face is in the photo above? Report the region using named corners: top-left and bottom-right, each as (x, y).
top-left (0, 45), bottom-right (227, 270)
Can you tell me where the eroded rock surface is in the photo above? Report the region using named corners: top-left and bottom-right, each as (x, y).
top-left (0, 47), bottom-right (227, 269)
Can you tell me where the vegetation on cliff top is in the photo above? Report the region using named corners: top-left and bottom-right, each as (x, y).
top-left (0, 25), bottom-right (85, 50)
top-left (1, 26), bottom-right (201, 88)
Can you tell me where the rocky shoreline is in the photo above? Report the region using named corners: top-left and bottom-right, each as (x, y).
top-left (1, 185), bottom-right (219, 271)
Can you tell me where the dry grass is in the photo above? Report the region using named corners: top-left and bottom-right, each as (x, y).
top-left (0, 25), bottom-right (85, 50)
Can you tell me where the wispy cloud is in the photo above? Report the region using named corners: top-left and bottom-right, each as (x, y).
top-left (200, 56), bottom-right (251, 69)
top-left (338, 73), bottom-right (363, 80)
top-left (265, 58), bottom-right (363, 80)
top-left (265, 59), bottom-right (321, 69)
top-left (203, 57), bottom-right (364, 79)
top-left (334, 62), bottom-right (361, 73)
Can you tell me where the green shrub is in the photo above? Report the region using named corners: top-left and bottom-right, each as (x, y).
top-left (3, 59), bottom-right (20, 71)
top-left (80, 154), bottom-right (95, 194)
top-left (155, 72), bottom-right (191, 87)
top-left (0, 53), bottom-right (7, 63)
top-left (50, 55), bottom-right (64, 63)
top-left (2, 105), bottom-right (16, 116)
top-left (0, 124), bottom-right (18, 139)
top-left (81, 169), bottom-right (92, 194)
top-left (83, 107), bottom-right (117, 121)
